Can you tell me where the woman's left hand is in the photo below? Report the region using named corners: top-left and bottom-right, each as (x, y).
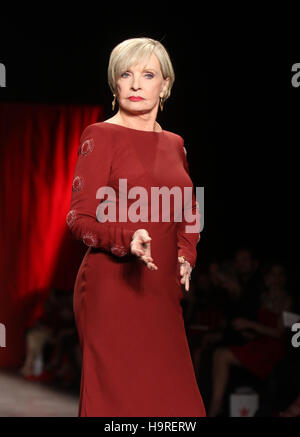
top-left (178, 256), bottom-right (192, 292)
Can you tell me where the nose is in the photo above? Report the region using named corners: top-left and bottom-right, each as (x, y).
top-left (130, 74), bottom-right (141, 91)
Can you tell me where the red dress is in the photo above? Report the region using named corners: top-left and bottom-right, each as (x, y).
top-left (229, 307), bottom-right (289, 380)
top-left (66, 122), bottom-right (206, 417)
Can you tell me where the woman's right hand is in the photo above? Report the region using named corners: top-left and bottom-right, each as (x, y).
top-left (130, 229), bottom-right (158, 271)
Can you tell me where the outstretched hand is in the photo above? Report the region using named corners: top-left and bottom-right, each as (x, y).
top-left (130, 229), bottom-right (158, 271)
top-left (178, 256), bottom-right (192, 292)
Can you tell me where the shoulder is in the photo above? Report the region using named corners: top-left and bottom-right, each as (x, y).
top-left (79, 122), bottom-right (114, 150)
top-left (80, 122), bottom-right (110, 140)
top-left (78, 122), bottom-right (114, 158)
top-left (163, 129), bottom-right (184, 144)
top-left (163, 130), bottom-right (186, 155)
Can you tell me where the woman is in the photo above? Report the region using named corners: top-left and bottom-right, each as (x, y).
top-left (208, 263), bottom-right (294, 417)
top-left (66, 37), bottom-right (206, 417)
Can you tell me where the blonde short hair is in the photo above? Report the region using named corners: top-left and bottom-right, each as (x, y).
top-left (107, 37), bottom-right (175, 103)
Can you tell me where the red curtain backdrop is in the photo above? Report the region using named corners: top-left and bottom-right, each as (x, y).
top-left (0, 102), bottom-right (103, 368)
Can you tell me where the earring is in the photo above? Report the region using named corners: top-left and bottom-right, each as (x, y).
top-left (159, 96), bottom-right (164, 111)
top-left (112, 93), bottom-right (117, 111)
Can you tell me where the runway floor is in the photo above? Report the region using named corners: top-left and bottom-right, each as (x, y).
top-left (0, 369), bottom-right (79, 417)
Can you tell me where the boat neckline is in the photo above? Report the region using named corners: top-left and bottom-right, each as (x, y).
top-left (101, 121), bottom-right (164, 134)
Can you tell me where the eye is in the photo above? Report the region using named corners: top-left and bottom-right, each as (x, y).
top-left (120, 72), bottom-right (154, 79)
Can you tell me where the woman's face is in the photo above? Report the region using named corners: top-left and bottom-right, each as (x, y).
top-left (115, 53), bottom-right (169, 115)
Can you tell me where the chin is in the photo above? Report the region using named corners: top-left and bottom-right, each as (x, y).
top-left (123, 106), bottom-right (150, 115)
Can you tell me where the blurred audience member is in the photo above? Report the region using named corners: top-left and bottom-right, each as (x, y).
top-left (233, 247), bottom-right (263, 320)
top-left (186, 262), bottom-right (228, 369)
top-left (187, 257), bottom-right (252, 407)
top-left (44, 293), bottom-right (81, 388)
top-left (20, 288), bottom-right (80, 390)
top-left (255, 341), bottom-right (300, 417)
top-left (208, 262), bottom-right (294, 417)
top-left (20, 287), bottom-right (61, 377)
top-left (255, 294), bottom-right (300, 417)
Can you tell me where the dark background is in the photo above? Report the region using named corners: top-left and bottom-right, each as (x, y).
top-left (0, 15), bottom-right (298, 270)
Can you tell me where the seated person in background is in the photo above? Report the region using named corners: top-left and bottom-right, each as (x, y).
top-left (44, 292), bottom-right (81, 387)
top-left (20, 287), bottom-right (62, 377)
top-left (254, 338), bottom-right (300, 417)
top-left (183, 261), bottom-right (228, 319)
top-left (188, 261), bottom-right (242, 370)
top-left (220, 256), bottom-right (264, 346)
top-left (208, 262), bottom-right (294, 417)
top-left (255, 292), bottom-right (300, 417)
top-left (233, 247), bottom-right (263, 320)
top-left (190, 260), bottom-right (253, 374)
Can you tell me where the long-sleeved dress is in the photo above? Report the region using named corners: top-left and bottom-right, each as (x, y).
top-left (66, 121), bottom-right (206, 417)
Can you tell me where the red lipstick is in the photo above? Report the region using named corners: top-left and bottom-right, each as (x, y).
top-left (128, 96), bottom-right (144, 101)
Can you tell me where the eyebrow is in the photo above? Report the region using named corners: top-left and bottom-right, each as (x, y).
top-left (126, 68), bottom-right (157, 73)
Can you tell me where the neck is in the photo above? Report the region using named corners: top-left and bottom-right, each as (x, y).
top-left (116, 107), bottom-right (161, 132)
